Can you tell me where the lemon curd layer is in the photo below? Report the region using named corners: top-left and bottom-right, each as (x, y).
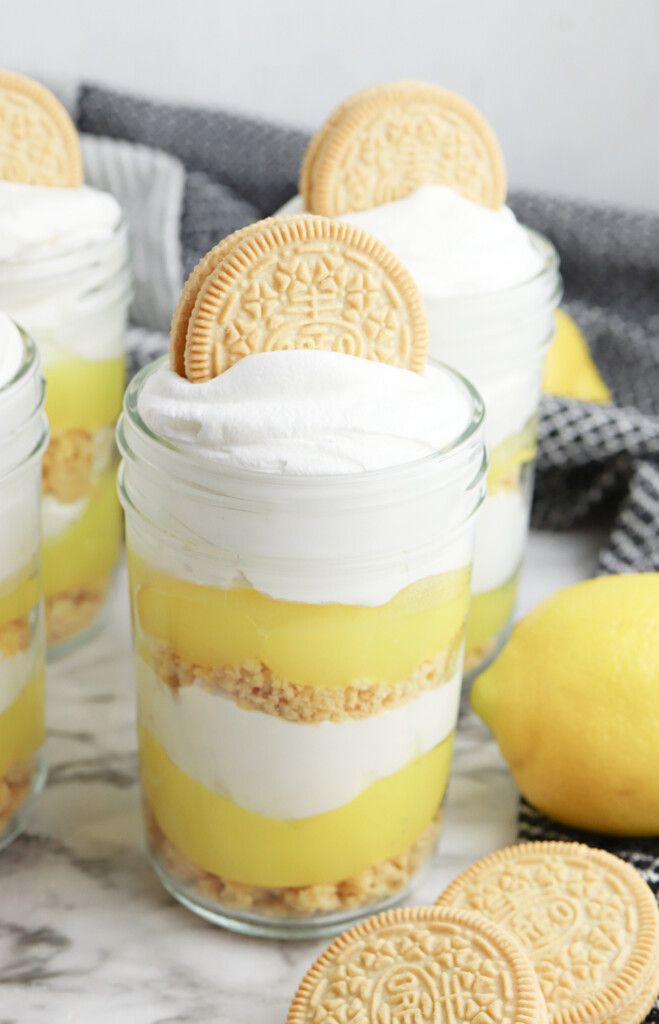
top-left (43, 465), bottom-right (122, 599)
top-left (466, 572), bottom-right (519, 659)
top-left (141, 728), bottom-right (452, 888)
top-left (0, 570), bottom-right (39, 631)
top-left (0, 667), bottom-right (45, 780)
top-left (45, 355), bottom-right (126, 435)
top-left (130, 555), bottom-right (470, 689)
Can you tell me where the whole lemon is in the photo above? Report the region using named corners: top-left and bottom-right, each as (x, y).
top-left (544, 309), bottom-right (611, 403)
top-left (472, 574), bottom-right (659, 835)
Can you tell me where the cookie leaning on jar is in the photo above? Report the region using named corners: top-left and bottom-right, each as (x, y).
top-left (285, 80), bottom-right (562, 679)
top-left (0, 71), bottom-right (131, 654)
top-left (118, 214), bottom-right (487, 938)
top-left (0, 314), bottom-right (48, 850)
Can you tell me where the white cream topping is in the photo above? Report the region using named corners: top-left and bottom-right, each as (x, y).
top-left (0, 182), bottom-right (121, 261)
top-left (0, 313), bottom-right (23, 389)
top-left (138, 350), bottom-right (472, 475)
top-left (471, 489), bottom-right (529, 594)
top-left (41, 495), bottom-right (88, 541)
top-left (281, 187), bottom-right (544, 297)
top-left (0, 646), bottom-right (36, 717)
top-left (137, 657), bottom-right (461, 819)
top-left (0, 183), bottom-right (129, 362)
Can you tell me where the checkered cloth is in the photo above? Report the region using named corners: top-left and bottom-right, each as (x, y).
top-left (76, 86), bottom-right (658, 1014)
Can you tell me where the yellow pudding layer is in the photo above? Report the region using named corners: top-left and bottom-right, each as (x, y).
top-left (141, 728), bottom-right (452, 888)
top-left (130, 555), bottom-right (470, 689)
top-left (0, 570), bottom-right (39, 631)
top-left (0, 667), bottom-right (45, 779)
top-left (43, 465), bottom-right (122, 600)
top-left (488, 420), bottom-right (537, 493)
top-left (45, 355), bottom-right (126, 435)
top-left (466, 572), bottom-right (519, 660)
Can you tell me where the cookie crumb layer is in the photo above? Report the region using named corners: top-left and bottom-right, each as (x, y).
top-left (145, 629), bottom-right (463, 723)
top-left (46, 580), bottom-right (108, 647)
top-left (0, 615), bottom-right (30, 657)
top-left (42, 428), bottom-right (95, 503)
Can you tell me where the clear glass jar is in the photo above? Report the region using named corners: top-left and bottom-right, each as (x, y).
top-left (425, 232), bottom-right (562, 678)
top-left (118, 356), bottom-right (486, 939)
top-left (0, 224), bottom-right (131, 654)
top-left (0, 320), bottom-right (48, 850)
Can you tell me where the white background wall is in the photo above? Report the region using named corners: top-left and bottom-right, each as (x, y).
top-left (3, 0), bottom-right (658, 210)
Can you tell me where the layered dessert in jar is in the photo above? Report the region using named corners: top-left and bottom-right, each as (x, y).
top-left (0, 313), bottom-right (48, 849)
top-left (286, 81), bottom-right (562, 676)
top-left (118, 215), bottom-right (486, 937)
top-left (0, 72), bottom-right (131, 652)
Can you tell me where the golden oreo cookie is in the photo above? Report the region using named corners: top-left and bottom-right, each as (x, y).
top-left (288, 906), bottom-right (547, 1024)
top-left (437, 842), bottom-right (659, 1024)
top-left (0, 71), bottom-right (82, 187)
top-left (300, 80), bottom-right (506, 216)
top-left (170, 214), bottom-right (428, 381)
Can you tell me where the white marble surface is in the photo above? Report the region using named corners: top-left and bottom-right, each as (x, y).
top-left (0, 529), bottom-right (604, 1023)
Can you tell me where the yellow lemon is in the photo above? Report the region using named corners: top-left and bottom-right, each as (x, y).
top-left (472, 574), bottom-right (659, 835)
top-left (544, 309), bottom-right (612, 403)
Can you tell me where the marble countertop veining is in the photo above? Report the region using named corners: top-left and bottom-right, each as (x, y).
top-left (0, 530), bottom-right (602, 1024)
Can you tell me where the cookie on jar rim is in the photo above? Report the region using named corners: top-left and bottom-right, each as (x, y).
top-left (0, 70), bottom-right (82, 187)
top-left (299, 80), bottom-right (506, 216)
top-left (169, 213), bottom-right (429, 382)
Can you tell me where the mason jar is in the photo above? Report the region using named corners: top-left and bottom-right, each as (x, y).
top-left (425, 233), bottom-right (562, 677)
top-left (0, 223), bottom-right (131, 654)
top-left (117, 356), bottom-right (486, 939)
top-left (0, 315), bottom-right (48, 850)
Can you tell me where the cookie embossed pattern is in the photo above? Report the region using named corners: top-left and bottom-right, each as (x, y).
top-left (0, 70), bottom-right (82, 187)
top-left (300, 81), bottom-right (506, 216)
top-left (118, 214), bottom-right (487, 937)
top-left (172, 215), bottom-right (428, 380)
top-left (287, 906), bottom-right (547, 1024)
top-left (437, 842), bottom-right (659, 1024)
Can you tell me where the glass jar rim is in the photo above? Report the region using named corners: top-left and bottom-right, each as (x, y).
top-left (119, 353), bottom-right (486, 492)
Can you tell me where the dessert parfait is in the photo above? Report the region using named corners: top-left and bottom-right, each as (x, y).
top-left (0, 313), bottom-right (48, 849)
top-left (118, 215), bottom-right (486, 937)
top-left (0, 71), bottom-right (131, 652)
top-left (286, 81), bottom-right (562, 676)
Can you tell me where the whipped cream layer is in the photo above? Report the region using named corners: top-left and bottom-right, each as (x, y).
top-left (138, 350), bottom-right (473, 475)
top-left (124, 351), bottom-right (483, 605)
top-left (0, 182), bottom-right (121, 262)
top-left (0, 313), bottom-right (23, 389)
top-left (471, 489), bottom-right (529, 594)
top-left (281, 187), bottom-right (544, 298)
top-left (138, 658), bottom-right (460, 819)
top-left (280, 187), bottom-right (554, 451)
top-left (0, 183), bottom-right (129, 361)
